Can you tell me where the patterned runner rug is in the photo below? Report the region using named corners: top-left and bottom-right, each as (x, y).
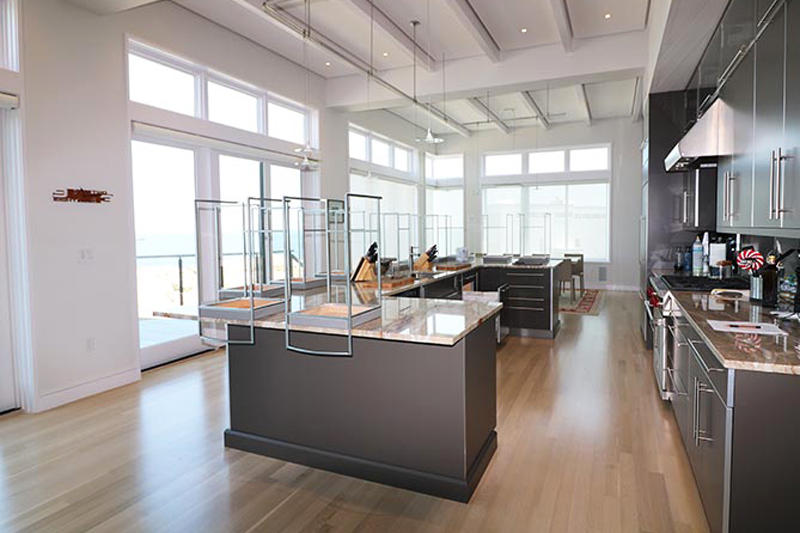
top-left (559, 289), bottom-right (603, 315)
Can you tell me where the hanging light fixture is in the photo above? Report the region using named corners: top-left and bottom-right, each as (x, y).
top-left (294, 0), bottom-right (318, 170)
top-left (414, 1), bottom-right (444, 145)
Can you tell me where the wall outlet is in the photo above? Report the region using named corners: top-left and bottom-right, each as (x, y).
top-left (86, 337), bottom-right (95, 353)
top-left (78, 247), bottom-right (95, 264)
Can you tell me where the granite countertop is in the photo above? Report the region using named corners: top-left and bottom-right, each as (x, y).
top-left (671, 291), bottom-right (800, 375)
top-left (381, 258), bottom-right (566, 296)
top-left (159, 285), bottom-right (502, 347)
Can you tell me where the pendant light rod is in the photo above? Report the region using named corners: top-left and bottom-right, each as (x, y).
top-left (259, 1), bottom-right (471, 137)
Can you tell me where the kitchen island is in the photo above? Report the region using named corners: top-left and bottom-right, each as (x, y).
top-left (220, 289), bottom-right (502, 503)
top-left (388, 259), bottom-right (570, 339)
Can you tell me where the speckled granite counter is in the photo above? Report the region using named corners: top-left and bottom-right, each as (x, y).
top-left (382, 258), bottom-right (566, 296)
top-left (672, 291), bottom-right (800, 375)
top-left (160, 285), bottom-right (501, 346)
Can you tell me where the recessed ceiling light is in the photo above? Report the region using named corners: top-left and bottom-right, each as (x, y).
top-left (520, 28), bottom-right (528, 33)
top-left (604, 13), bottom-right (612, 19)
top-left (325, 61), bottom-right (331, 67)
top-left (382, 52), bottom-right (389, 57)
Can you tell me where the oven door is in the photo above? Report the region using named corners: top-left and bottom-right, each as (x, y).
top-left (652, 307), bottom-right (671, 400)
top-left (642, 297), bottom-right (654, 350)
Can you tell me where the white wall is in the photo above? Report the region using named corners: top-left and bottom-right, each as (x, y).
top-left (436, 118), bottom-right (643, 291)
top-left (20, 0), bottom-right (330, 411)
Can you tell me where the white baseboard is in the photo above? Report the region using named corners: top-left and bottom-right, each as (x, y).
top-left (33, 367), bottom-right (141, 413)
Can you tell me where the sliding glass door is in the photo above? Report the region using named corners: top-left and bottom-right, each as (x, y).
top-left (132, 140), bottom-right (204, 367)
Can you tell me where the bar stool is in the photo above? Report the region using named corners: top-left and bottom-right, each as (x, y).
top-left (561, 253), bottom-right (585, 302)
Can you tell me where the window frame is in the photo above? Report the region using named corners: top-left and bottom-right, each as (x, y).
top-left (480, 143), bottom-right (612, 184)
top-left (127, 39), bottom-right (311, 146)
top-left (480, 178), bottom-right (612, 263)
top-left (348, 124), bottom-right (417, 182)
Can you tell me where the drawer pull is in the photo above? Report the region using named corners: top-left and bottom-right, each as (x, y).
top-left (507, 306), bottom-right (545, 312)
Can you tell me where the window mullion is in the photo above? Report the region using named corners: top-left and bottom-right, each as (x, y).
top-left (197, 71), bottom-right (208, 120)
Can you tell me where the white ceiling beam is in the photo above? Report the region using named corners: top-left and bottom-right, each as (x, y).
top-left (466, 98), bottom-right (510, 134)
top-left (575, 84), bottom-right (592, 126)
top-left (546, 0), bottom-right (574, 52)
top-left (520, 91), bottom-right (550, 130)
top-left (62, 0), bottom-right (160, 15)
top-left (439, 0), bottom-right (502, 63)
top-left (421, 102), bottom-right (472, 137)
top-left (343, 0), bottom-right (438, 72)
top-left (326, 31), bottom-right (648, 110)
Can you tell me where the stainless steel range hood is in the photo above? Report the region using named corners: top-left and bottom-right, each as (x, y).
top-left (664, 98), bottom-right (729, 172)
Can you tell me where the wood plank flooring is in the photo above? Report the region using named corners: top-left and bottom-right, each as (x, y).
top-left (0, 292), bottom-right (709, 532)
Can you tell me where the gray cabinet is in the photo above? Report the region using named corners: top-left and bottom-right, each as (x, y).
top-left (719, 0), bottom-right (755, 80)
top-left (688, 352), bottom-right (730, 533)
top-left (669, 321), bottom-right (694, 452)
top-left (682, 166), bottom-right (718, 230)
top-left (718, 52), bottom-right (755, 228)
top-left (752, 2), bottom-right (785, 228)
top-left (779, 0), bottom-right (800, 228)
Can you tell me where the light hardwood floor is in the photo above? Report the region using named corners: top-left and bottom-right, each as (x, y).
top-left (0, 292), bottom-right (709, 533)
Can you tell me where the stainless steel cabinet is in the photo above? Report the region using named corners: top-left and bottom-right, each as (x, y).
top-left (717, 52), bottom-right (754, 229)
top-left (752, 3), bottom-right (785, 228)
top-left (719, 0), bottom-right (755, 82)
top-left (780, 0), bottom-right (800, 228)
top-left (688, 350), bottom-right (731, 533)
top-left (682, 166), bottom-right (718, 230)
top-left (669, 321), bottom-right (694, 452)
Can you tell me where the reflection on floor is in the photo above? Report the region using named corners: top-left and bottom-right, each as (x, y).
top-left (139, 318), bottom-right (198, 348)
top-left (0, 293), bottom-right (710, 533)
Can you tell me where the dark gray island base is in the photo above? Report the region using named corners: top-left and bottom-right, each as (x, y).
top-left (224, 318), bottom-right (498, 502)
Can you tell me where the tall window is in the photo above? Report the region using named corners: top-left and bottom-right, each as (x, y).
top-left (349, 172), bottom-right (418, 262)
top-left (219, 155), bottom-right (262, 290)
top-left (208, 82), bottom-right (260, 133)
top-left (127, 40), bottom-right (311, 145)
top-left (128, 53), bottom-right (196, 116)
top-left (0, 0), bottom-right (20, 72)
top-left (482, 186), bottom-right (522, 255)
top-left (348, 125), bottom-right (415, 173)
top-left (425, 154), bottom-right (464, 255)
top-left (132, 141), bottom-right (199, 348)
top-left (269, 165), bottom-right (302, 281)
top-left (481, 145), bottom-right (611, 261)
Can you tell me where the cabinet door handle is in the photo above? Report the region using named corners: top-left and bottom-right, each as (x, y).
top-left (697, 383), bottom-right (715, 443)
top-left (722, 171), bottom-right (730, 221)
top-left (682, 190), bottom-right (689, 224)
top-left (693, 376), bottom-right (700, 446)
top-left (769, 150), bottom-right (777, 220)
top-left (728, 173), bottom-right (736, 220)
top-left (777, 148), bottom-right (793, 216)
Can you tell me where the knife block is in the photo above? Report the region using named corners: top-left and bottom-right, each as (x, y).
top-left (414, 254), bottom-right (433, 272)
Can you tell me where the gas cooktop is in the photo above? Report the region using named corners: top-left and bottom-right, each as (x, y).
top-left (662, 275), bottom-right (750, 292)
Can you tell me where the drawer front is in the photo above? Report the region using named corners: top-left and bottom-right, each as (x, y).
top-left (507, 285), bottom-right (548, 299)
top-left (504, 307), bottom-right (550, 330)
top-left (506, 270), bottom-right (550, 287)
top-left (506, 296), bottom-right (547, 309)
top-left (477, 268), bottom-right (508, 291)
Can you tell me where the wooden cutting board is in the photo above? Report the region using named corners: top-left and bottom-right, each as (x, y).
top-left (211, 298), bottom-right (282, 310)
top-left (361, 277), bottom-right (414, 289)
top-left (435, 263), bottom-right (471, 271)
top-left (299, 303), bottom-right (374, 317)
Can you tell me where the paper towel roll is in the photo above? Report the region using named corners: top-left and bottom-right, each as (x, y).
top-left (709, 243), bottom-right (727, 267)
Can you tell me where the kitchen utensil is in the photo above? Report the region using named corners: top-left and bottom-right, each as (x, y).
top-left (750, 274), bottom-right (763, 302)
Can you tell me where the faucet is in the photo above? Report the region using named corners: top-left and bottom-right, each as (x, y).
top-left (409, 246), bottom-right (420, 270)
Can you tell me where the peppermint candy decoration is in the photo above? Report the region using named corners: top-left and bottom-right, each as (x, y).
top-left (736, 249), bottom-right (764, 271)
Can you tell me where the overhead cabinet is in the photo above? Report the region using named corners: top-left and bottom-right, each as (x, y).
top-left (711, 0), bottom-right (800, 234)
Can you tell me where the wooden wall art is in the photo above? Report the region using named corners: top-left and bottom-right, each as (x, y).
top-left (52, 188), bottom-right (113, 204)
